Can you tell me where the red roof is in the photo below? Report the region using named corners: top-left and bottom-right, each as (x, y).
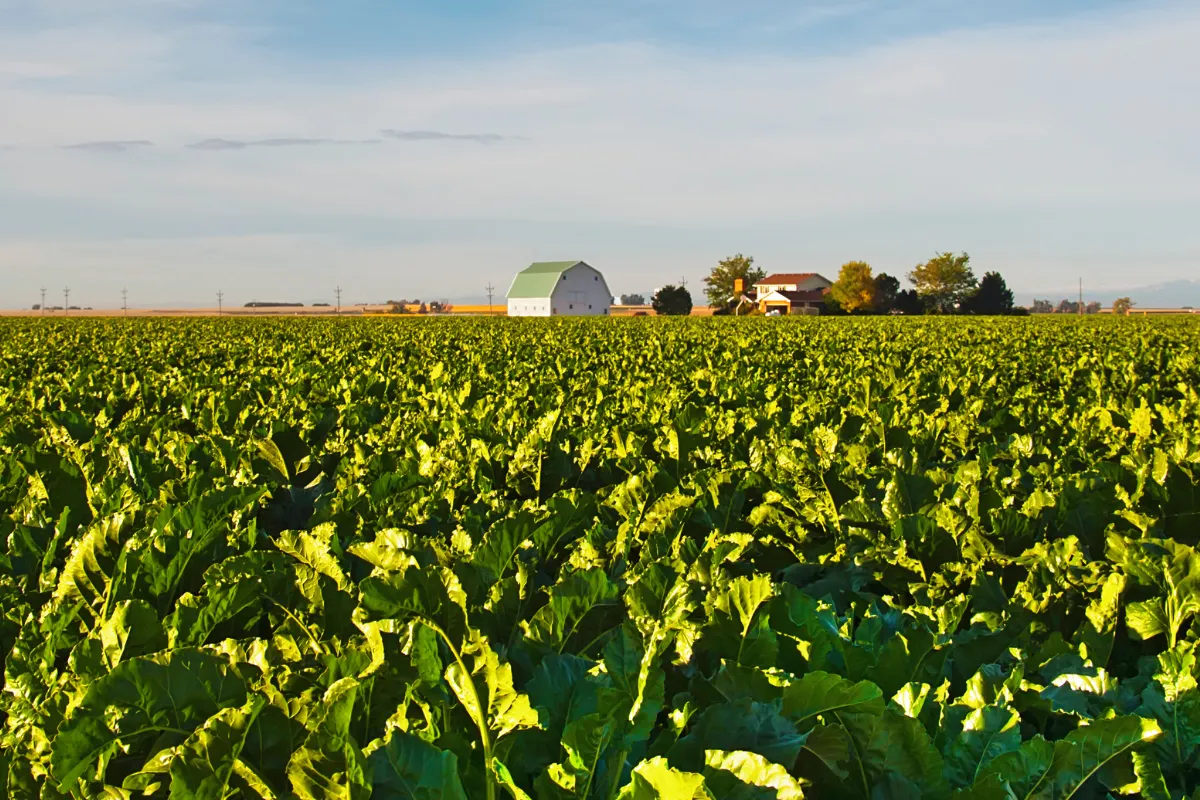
top-left (755, 273), bottom-right (821, 285)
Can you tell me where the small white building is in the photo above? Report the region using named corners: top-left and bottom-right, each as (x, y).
top-left (506, 261), bottom-right (613, 317)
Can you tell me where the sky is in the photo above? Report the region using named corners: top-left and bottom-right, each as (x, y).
top-left (1, 0), bottom-right (1199, 307)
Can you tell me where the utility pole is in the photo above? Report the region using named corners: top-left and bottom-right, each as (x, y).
top-left (40, 287), bottom-right (46, 316)
top-left (63, 287), bottom-right (70, 317)
top-left (486, 283), bottom-right (495, 315)
top-left (1079, 277), bottom-right (1083, 317)
top-left (122, 287), bottom-right (128, 317)
top-left (217, 291), bottom-right (224, 317)
top-left (335, 286), bottom-right (342, 315)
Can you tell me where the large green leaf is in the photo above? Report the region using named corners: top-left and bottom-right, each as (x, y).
top-left (670, 699), bottom-right (807, 774)
top-left (472, 513), bottom-right (539, 585)
top-left (444, 635), bottom-right (541, 745)
top-left (941, 705), bottom-right (1021, 789)
top-left (287, 677), bottom-right (371, 800)
top-left (616, 757), bottom-right (710, 800)
top-left (701, 750), bottom-right (806, 799)
top-left (979, 715), bottom-right (1162, 799)
top-left (703, 575), bottom-right (778, 669)
top-left (521, 568), bottom-right (619, 654)
top-left (780, 672), bottom-right (884, 726)
top-left (168, 695), bottom-right (265, 800)
top-left (534, 712), bottom-right (616, 799)
top-left (51, 649), bottom-right (256, 787)
top-left (368, 731), bottom-right (468, 800)
top-left (47, 513), bottom-right (128, 623)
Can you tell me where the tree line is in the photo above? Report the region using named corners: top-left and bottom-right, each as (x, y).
top-left (1030, 297), bottom-right (1137, 315)
top-left (700, 252), bottom-right (1020, 315)
top-left (626, 254), bottom-right (1143, 317)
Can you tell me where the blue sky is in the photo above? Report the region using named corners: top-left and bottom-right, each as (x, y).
top-left (1, 0), bottom-right (1198, 307)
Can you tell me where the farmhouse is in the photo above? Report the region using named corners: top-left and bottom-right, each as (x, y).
top-left (753, 273), bottom-right (833, 315)
top-left (507, 261), bottom-right (613, 317)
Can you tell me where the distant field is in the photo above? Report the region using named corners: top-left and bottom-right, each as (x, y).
top-left (0, 304), bottom-right (716, 317)
top-left (0, 305), bottom-right (394, 317)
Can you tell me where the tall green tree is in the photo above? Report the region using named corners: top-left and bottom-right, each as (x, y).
top-left (908, 252), bottom-right (977, 314)
top-left (873, 273), bottom-right (901, 314)
top-left (653, 285), bottom-right (693, 316)
top-left (963, 271), bottom-right (1014, 314)
top-left (704, 254), bottom-right (765, 308)
top-left (830, 261), bottom-right (876, 313)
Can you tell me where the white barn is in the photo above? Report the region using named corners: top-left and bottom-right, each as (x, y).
top-left (506, 261), bottom-right (613, 317)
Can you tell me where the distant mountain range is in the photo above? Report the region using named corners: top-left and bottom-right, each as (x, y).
top-left (1018, 279), bottom-right (1200, 309)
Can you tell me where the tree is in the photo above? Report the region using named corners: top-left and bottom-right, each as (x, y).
top-left (620, 293), bottom-right (645, 306)
top-left (907, 252), bottom-right (977, 314)
top-left (1113, 297), bottom-right (1134, 315)
top-left (1085, 301), bottom-right (1102, 314)
top-left (964, 271), bottom-right (1015, 314)
top-left (822, 293), bottom-right (848, 316)
top-left (704, 254), bottom-right (765, 308)
top-left (1056, 299), bottom-right (1079, 315)
top-left (1031, 299), bottom-right (1053, 314)
top-left (894, 289), bottom-right (924, 315)
top-left (653, 285), bottom-right (693, 316)
top-left (873, 273), bottom-right (900, 314)
top-left (830, 261), bottom-right (876, 313)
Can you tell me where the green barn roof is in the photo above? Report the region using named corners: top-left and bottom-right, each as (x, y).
top-left (506, 261), bottom-right (585, 299)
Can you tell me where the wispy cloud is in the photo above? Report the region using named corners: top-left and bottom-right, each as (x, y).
top-left (381, 130), bottom-right (518, 144)
top-left (186, 137), bottom-right (382, 150)
top-left (61, 140), bottom-right (154, 153)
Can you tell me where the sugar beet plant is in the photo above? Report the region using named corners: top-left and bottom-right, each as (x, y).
top-left (1, 316), bottom-right (1199, 799)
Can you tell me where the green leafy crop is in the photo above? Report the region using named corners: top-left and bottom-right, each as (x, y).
top-left (1, 314), bottom-right (1198, 798)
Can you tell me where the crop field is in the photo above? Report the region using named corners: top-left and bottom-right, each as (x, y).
top-left (1, 315), bottom-right (1199, 800)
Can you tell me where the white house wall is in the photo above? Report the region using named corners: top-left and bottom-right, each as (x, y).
top-left (756, 275), bottom-right (834, 295)
top-left (549, 264), bottom-right (612, 316)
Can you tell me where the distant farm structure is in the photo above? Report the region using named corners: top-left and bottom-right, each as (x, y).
top-left (506, 261), bottom-right (613, 317)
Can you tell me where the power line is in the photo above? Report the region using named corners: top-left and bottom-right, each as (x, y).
top-left (40, 288), bottom-right (45, 316)
top-left (63, 287), bottom-right (70, 317)
top-left (335, 286), bottom-right (342, 315)
top-left (217, 291), bottom-right (224, 317)
top-left (122, 287), bottom-right (128, 318)
top-left (486, 283), bottom-right (495, 316)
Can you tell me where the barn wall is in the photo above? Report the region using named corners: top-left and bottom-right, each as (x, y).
top-left (550, 264), bottom-right (612, 316)
top-left (507, 298), bottom-right (551, 317)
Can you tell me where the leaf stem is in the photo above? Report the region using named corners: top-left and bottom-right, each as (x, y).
top-left (604, 747), bottom-right (630, 800)
top-left (426, 620), bottom-right (496, 800)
